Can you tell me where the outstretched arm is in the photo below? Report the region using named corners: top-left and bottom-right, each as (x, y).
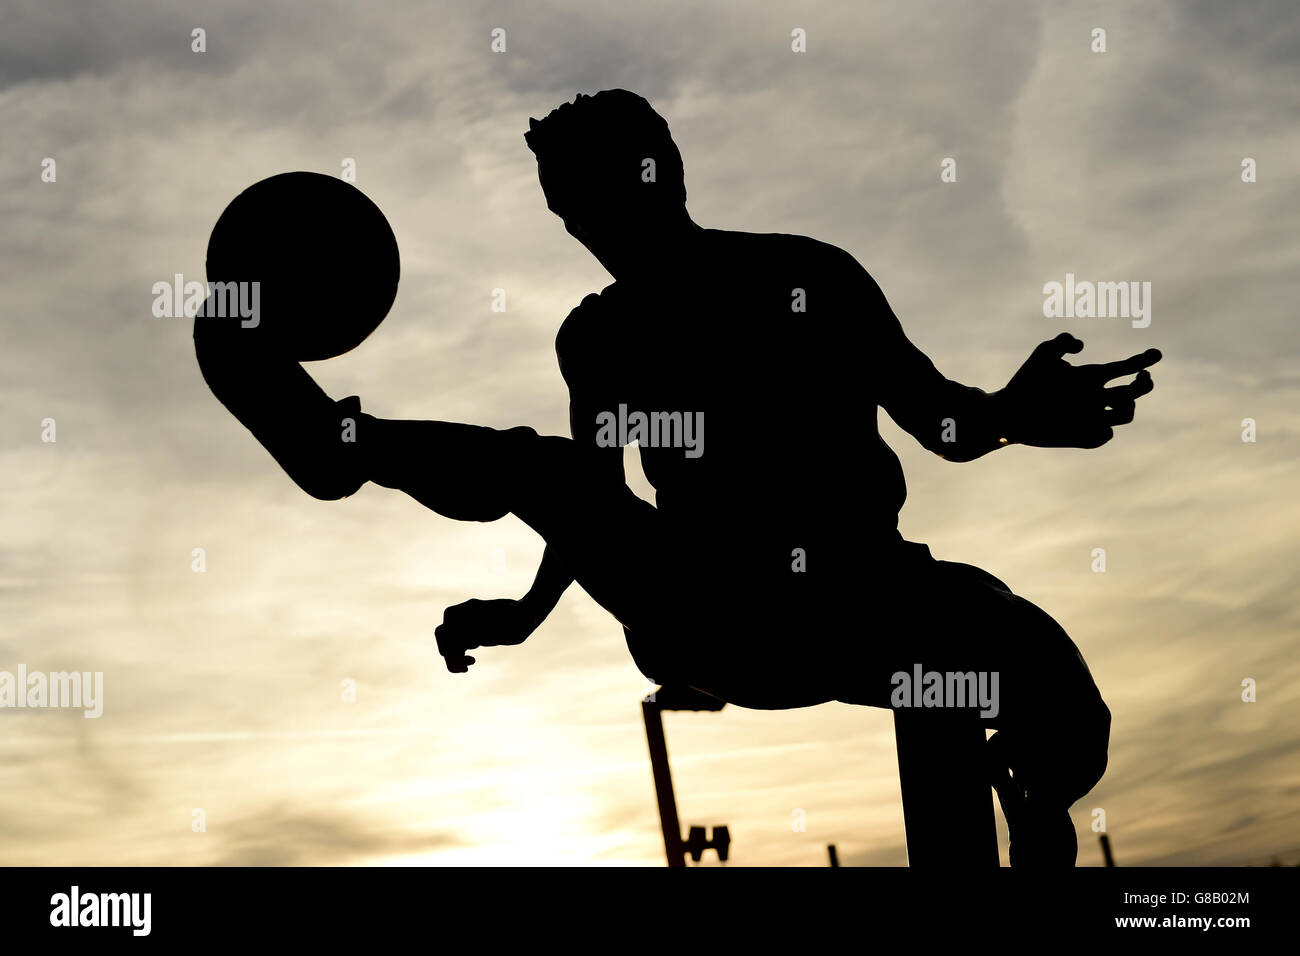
top-left (435, 546), bottom-right (573, 673)
top-left (434, 296), bottom-right (627, 672)
top-left (432, 400), bottom-right (625, 672)
top-left (851, 259), bottom-right (1161, 459)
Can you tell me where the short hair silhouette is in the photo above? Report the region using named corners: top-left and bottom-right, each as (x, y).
top-left (524, 90), bottom-right (686, 210)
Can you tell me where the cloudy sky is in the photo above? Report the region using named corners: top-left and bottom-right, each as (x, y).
top-left (1, 0), bottom-right (1297, 866)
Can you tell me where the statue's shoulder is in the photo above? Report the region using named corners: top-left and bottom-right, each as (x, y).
top-left (555, 285), bottom-right (621, 382)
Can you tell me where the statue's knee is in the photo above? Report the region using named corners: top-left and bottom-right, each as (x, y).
top-left (473, 427), bottom-right (585, 520)
top-left (504, 430), bottom-right (586, 490)
top-left (1075, 695), bottom-right (1111, 795)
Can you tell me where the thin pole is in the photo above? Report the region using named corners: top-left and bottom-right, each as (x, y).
top-left (1099, 833), bottom-right (1115, 867)
top-left (827, 844), bottom-right (840, 867)
top-left (642, 698), bottom-right (685, 867)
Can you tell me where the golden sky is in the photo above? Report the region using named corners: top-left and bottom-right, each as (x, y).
top-left (2, 0), bottom-right (1298, 866)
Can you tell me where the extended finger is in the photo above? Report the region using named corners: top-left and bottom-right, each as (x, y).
top-left (1033, 332), bottom-right (1084, 362)
top-left (1103, 368), bottom-right (1154, 403)
top-left (1091, 348), bottom-right (1162, 383)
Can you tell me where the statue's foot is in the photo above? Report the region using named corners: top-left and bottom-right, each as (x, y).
top-left (989, 732), bottom-right (1078, 868)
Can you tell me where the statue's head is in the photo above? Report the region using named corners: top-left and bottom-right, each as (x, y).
top-left (526, 90), bottom-right (690, 276)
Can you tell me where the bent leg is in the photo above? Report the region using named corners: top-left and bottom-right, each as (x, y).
top-left (355, 416), bottom-right (689, 644)
top-left (837, 558), bottom-right (1110, 808)
top-left (193, 329), bottom-right (716, 687)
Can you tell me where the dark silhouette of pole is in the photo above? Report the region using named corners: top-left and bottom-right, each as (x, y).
top-left (827, 844), bottom-right (840, 867)
top-left (893, 710), bottom-right (999, 867)
top-left (1099, 833), bottom-right (1115, 867)
top-left (641, 685), bottom-right (727, 867)
top-left (642, 695), bottom-right (685, 867)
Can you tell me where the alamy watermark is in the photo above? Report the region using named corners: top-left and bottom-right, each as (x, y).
top-left (891, 664), bottom-right (999, 718)
top-left (50, 886), bottom-right (150, 936)
top-left (152, 273), bottom-right (260, 326)
top-left (596, 404), bottom-right (704, 458)
top-left (0, 666), bottom-right (103, 718)
top-left (1042, 273), bottom-right (1151, 328)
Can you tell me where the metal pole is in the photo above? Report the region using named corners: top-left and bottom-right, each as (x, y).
top-left (827, 844), bottom-right (840, 867)
top-left (642, 697), bottom-right (685, 867)
top-left (1099, 833), bottom-right (1115, 867)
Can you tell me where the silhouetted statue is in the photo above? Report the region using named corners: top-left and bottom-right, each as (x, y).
top-left (195, 89), bottom-right (1161, 867)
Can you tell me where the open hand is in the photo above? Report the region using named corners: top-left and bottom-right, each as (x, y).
top-left (1001, 333), bottom-right (1161, 448)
